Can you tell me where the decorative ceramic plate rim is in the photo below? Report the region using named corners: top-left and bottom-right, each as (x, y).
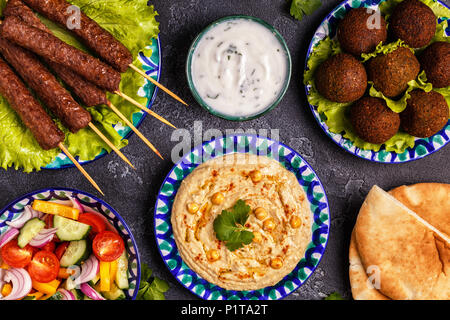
top-left (0, 188), bottom-right (141, 300)
top-left (44, 35), bottom-right (162, 169)
top-left (154, 134), bottom-right (330, 300)
top-left (304, 0), bottom-right (450, 164)
top-left (186, 15), bottom-right (292, 122)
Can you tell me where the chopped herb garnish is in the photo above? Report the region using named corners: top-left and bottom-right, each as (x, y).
top-left (290, 0), bottom-right (322, 21)
top-left (213, 200), bottom-right (254, 251)
top-left (324, 292), bottom-right (345, 300)
top-left (207, 94), bottom-right (220, 99)
top-left (136, 263), bottom-right (170, 300)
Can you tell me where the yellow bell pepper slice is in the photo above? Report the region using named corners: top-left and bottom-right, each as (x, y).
top-left (1, 283), bottom-right (12, 297)
top-left (32, 279), bottom-right (60, 295)
top-left (99, 261), bottom-right (111, 292)
top-left (32, 200), bottom-right (79, 220)
top-left (110, 260), bottom-right (118, 284)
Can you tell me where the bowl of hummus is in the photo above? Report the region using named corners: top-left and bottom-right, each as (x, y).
top-left (154, 134), bottom-right (330, 300)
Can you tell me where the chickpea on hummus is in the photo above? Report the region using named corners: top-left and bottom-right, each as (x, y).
top-left (171, 154), bottom-right (312, 291)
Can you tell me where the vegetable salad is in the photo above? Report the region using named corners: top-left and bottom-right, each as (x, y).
top-left (0, 198), bottom-right (129, 300)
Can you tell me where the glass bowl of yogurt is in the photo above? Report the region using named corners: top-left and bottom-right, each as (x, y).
top-left (186, 15), bottom-right (292, 121)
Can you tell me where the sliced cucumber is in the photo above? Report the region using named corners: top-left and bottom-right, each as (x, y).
top-left (115, 251), bottom-right (129, 289)
top-left (53, 215), bottom-right (91, 241)
top-left (18, 218), bottom-right (45, 248)
top-left (102, 283), bottom-right (125, 300)
top-left (48, 291), bottom-right (64, 300)
top-left (60, 240), bottom-right (90, 267)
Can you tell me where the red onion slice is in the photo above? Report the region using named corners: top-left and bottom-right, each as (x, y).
top-left (0, 268), bottom-right (32, 300)
top-left (6, 206), bottom-right (42, 229)
top-left (29, 228), bottom-right (57, 248)
top-left (75, 254), bottom-right (99, 284)
top-left (0, 228), bottom-right (19, 249)
top-left (70, 197), bottom-right (84, 214)
top-left (58, 288), bottom-right (76, 300)
top-left (80, 283), bottom-right (105, 300)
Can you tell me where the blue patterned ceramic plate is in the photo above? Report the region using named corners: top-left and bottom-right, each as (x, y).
top-left (0, 188), bottom-right (141, 300)
top-left (154, 134), bottom-right (330, 300)
top-left (44, 36), bottom-right (161, 169)
top-left (304, 0), bottom-right (450, 163)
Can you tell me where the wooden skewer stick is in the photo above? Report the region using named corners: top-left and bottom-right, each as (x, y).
top-left (128, 63), bottom-right (188, 106)
top-left (58, 143), bottom-right (104, 196)
top-left (87, 122), bottom-right (135, 169)
top-left (114, 90), bottom-right (177, 129)
top-left (107, 100), bottom-right (164, 160)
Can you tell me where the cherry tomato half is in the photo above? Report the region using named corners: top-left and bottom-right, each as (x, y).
top-left (42, 241), bottom-right (56, 253)
top-left (92, 231), bottom-right (124, 262)
top-left (54, 242), bottom-right (69, 260)
top-left (28, 251), bottom-right (60, 283)
top-left (78, 213), bottom-right (106, 234)
top-left (1, 240), bottom-right (34, 268)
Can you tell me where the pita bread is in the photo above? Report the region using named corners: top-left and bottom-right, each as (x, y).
top-left (353, 185), bottom-right (450, 300)
top-left (389, 183), bottom-right (450, 237)
top-left (349, 230), bottom-right (390, 300)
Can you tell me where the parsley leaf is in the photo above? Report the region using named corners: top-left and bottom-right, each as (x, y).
top-left (213, 200), bottom-right (254, 251)
top-left (290, 0), bottom-right (322, 21)
top-left (324, 292), bottom-right (345, 300)
top-left (136, 263), bottom-right (170, 300)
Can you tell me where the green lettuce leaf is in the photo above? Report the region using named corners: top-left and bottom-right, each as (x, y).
top-left (368, 71), bottom-right (433, 113)
top-left (0, 0), bottom-right (160, 169)
top-left (360, 39), bottom-right (410, 63)
top-left (435, 86), bottom-right (450, 107)
top-left (0, 96), bottom-right (61, 173)
top-left (430, 19), bottom-right (450, 44)
top-left (0, 0), bottom-right (6, 13)
top-left (421, 0), bottom-right (450, 18)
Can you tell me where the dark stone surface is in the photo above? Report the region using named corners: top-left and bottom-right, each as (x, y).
top-left (0, 0), bottom-right (449, 300)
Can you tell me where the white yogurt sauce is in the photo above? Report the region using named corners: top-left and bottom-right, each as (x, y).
top-left (191, 18), bottom-right (288, 118)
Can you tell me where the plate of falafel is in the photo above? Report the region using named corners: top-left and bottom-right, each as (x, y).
top-left (304, 0), bottom-right (449, 163)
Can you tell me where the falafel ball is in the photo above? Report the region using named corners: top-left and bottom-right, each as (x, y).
top-left (390, 0), bottom-right (436, 48)
top-left (400, 90), bottom-right (449, 138)
top-left (337, 8), bottom-right (388, 56)
top-left (419, 41), bottom-right (450, 88)
top-left (367, 46), bottom-right (420, 98)
top-left (350, 96), bottom-right (400, 144)
top-left (315, 53), bottom-right (367, 103)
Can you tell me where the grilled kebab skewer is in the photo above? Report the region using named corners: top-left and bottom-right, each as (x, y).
top-left (2, 0), bottom-right (169, 158)
top-left (0, 56), bottom-right (103, 194)
top-left (2, 2), bottom-right (176, 130)
top-left (21, 0), bottom-right (188, 105)
top-left (0, 36), bottom-right (135, 169)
